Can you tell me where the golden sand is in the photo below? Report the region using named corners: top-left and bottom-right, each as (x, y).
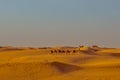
top-left (0, 46), bottom-right (120, 80)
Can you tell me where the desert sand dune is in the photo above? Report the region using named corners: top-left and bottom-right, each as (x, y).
top-left (0, 61), bottom-right (81, 80)
top-left (0, 46), bottom-right (120, 80)
top-left (0, 62), bottom-right (61, 80)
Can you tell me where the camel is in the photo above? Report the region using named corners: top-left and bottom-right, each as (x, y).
top-left (58, 50), bottom-right (62, 53)
top-left (72, 50), bottom-right (78, 54)
top-left (61, 50), bottom-right (65, 53)
top-left (51, 50), bottom-right (54, 53)
top-left (50, 49), bottom-right (79, 55)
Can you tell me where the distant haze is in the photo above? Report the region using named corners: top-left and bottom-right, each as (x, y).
top-left (0, 0), bottom-right (120, 47)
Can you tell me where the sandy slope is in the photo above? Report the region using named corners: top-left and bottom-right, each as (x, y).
top-left (0, 47), bottom-right (120, 80)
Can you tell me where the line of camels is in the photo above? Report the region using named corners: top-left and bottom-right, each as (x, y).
top-left (50, 49), bottom-right (78, 54)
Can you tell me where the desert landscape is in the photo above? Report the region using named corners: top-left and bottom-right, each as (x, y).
top-left (1, 0), bottom-right (120, 80)
top-left (0, 46), bottom-right (120, 80)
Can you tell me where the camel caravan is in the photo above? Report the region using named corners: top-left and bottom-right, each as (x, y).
top-left (50, 49), bottom-right (78, 54)
top-left (50, 45), bottom-right (100, 54)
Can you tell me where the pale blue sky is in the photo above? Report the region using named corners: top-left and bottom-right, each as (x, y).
top-left (0, 0), bottom-right (120, 47)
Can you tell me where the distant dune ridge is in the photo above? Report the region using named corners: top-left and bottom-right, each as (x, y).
top-left (0, 45), bottom-right (120, 80)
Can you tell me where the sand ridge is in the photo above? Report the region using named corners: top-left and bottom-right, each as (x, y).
top-left (0, 46), bottom-right (120, 80)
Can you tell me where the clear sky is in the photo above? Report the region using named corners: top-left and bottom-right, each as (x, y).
top-left (0, 0), bottom-right (120, 47)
